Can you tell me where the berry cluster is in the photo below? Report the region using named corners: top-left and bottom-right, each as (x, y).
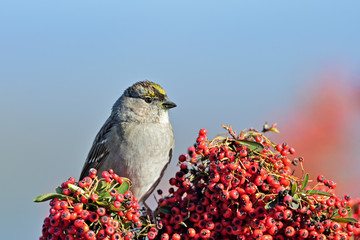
top-left (156, 125), bottom-right (358, 240)
top-left (349, 198), bottom-right (360, 238)
top-left (35, 169), bottom-right (151, 240)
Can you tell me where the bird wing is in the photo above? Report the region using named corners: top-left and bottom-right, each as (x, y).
top-left (79, 116), bottom-right (114, 180)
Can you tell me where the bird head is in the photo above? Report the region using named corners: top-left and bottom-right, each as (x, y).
top-left (114, 81), bottom-right (176, 123)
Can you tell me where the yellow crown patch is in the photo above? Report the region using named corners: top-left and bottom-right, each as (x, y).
top-left (150, 83), bottom-right (166, 96)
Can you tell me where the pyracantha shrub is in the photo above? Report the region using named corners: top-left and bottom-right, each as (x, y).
top-left (156, 124), bottom-right (359, 240)
top-left (35, 169), bottom-right (155, 240)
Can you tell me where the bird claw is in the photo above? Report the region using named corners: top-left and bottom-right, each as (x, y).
top-left (144, 202), bottom-right (161, 228)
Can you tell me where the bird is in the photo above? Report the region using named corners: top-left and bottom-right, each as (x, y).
top-left (79, 81), bottom-right (176, 204)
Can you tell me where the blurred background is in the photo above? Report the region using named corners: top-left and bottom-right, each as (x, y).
top-left (1, 1), bottom-right (360, 239)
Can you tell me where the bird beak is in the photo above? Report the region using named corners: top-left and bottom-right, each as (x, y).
top-left (162, 100), bottom-right (177, 109)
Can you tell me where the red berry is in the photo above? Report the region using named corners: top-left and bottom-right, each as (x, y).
top-left (124, 231), bottom-right (133, 240)
top-left (102, 171), bottom-right (110, 178)
top-left (289, 147), bottom-right (296, 154)
top-left (110, 189), bottom-right (118, 196)
top-left (111, 233), bottom-right (122, 240)
top-left (105, 226), bottom-right (115, 235)
top-left (96, 207), bottom-right (106, 216)
top-left (282, 142), bottom-right (289, 150)
top-left (283, 195), bottom-right (293, 205)
top-left (178, 154), bottom-right (187, 162)
top-left (344, 194), bottom-right (351, 201)
top-left (255, 135), bottom-right (263, 143)
top-left (187, 228), bottom-right (196, 237)
top-left (74, 218), bottom-right (85, 228)
top-left (200, 229), bottom-right (210, 238)
top-left (239, 149), bottom-right (248, 157)
top-left (148, 231), bottom-right (157, 239)
top-left (338, 207), bottom-right (348, 217)
top-left (317, 234), bottom-right (326, 240)
top-left (61, 210), bottom-right (71, 220)
top-left (229, 189), bottom-right (239, 199)
top-left (88, 168), bottom-right (97, 175)
top-left (172, 233), bottom-right (181, 240)
top-left (80, 195), bottom-right (88, 204)
top-left (88, 212), bottom-right (99, 222)
top-left (161, 233), bottom-right (169, 240)
top-left (78, 180), bottom-right (87, 188)
top-left (199, 129), bottom-right (207, 136)
top-left (299, 229), bottom-right (309, 238)
top-left (331, 222), bottom-right (341, 231)
top-left (84, 230), bottom-right (96, 240)
top-left (90, 193), bottom-right (98, 201)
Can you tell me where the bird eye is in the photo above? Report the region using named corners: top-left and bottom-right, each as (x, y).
top-left (144, 97), bottom-right (153, 104)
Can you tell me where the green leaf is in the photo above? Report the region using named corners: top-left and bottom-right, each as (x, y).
top-left (116, 181), bottom-right (130, 195)
top-left (96, 201), bottom-right (125, 211)
top-left (331, 209), bottom-right (340, 218)
top-left (289, 201), bottom-right (300, 210)
top-left (96, 181), bottom-right (107, 192)
top-left (265, 199), bottom-right (277, 210)
top-left (68, 183), bottom-right (85, 194)
top-left (300, 173), bottom-right (309, 190)
top-left (288, 194), bottom-right (300, 210)
top-left (99, 181), bottom-right (130, 200)
top-left (301, 190), bottom-right (332, 196)
top-left (290, 182), bottom-right (297, 196)
top-left (159, 206), bottom-right (172, 215)
top-left (108, 205), bottom-right (123, 212)
top-left (234, 140), bottom-right (264, 152)
top-left (331, 207), bottom-right (351, 218)
top-left (331, 217), bottom-right (358, 223)
top-left (55, 187), bottom-right (63, 194)
top-left (33, 193), bottom-right (73, 202)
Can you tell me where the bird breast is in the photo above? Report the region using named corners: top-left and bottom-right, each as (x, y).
top-left (103, 121), bottom-right (174, 201)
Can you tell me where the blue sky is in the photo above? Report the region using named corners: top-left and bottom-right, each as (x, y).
top-left (1, 1), bottom-right (360, 239)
